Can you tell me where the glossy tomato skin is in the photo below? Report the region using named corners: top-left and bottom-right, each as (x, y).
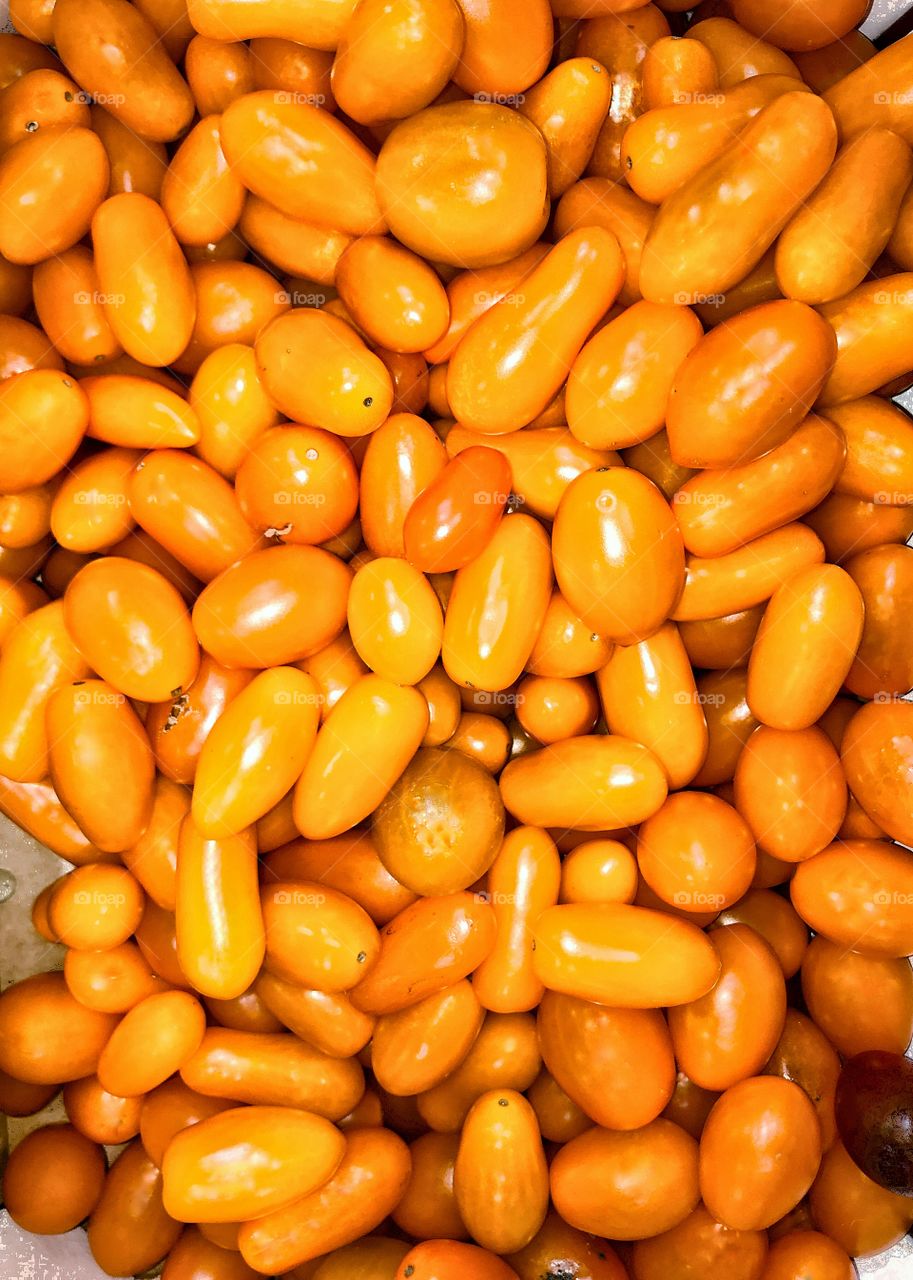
top-left (552, 468), bottom-right (685, 645)
top-left (395, 1240), bottom-right (519, 1280)
top-left (538, 990), bottom-right (675, 1131)
top-left (790, 839), bottom-right (913, 958)
top-left (764, 1008), bottom-right (841, 1152)
top-left (801, 936), bottom-right (913, 1060)
top-left (403, 447), bottom-right (512, 573)
top-left (147, 656), bottom-right (253, 786)
top-left (375, 102), bottom-right (549, 269)
top-left (532, 903), bottom-right (719, 1008)
top-left (550, 1119), bottom-right (700, 1241)
top-left (630, 1203), bottom-right (769, 1280)
top-left (87, 1140), bottom-right (182, 1278)
top-left (841, 700), bottom-right (913, 847)
top-left (700, 1076), bottom-right (821, 1231)
top-left (46, 680), bottom-right (155, 853)
top-left (64, 556), bottom-right (200, 702)
top-left (162, 1105), bottom-right (345, 1224)
top-left (192, 545), bottom-right (351, 669)
top-left (668, 924), bottom-right (786, 1092)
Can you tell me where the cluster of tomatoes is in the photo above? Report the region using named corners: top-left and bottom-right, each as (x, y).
top-left (1, 0), bottom-right (913, 1277)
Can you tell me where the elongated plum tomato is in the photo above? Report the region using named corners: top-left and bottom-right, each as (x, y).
top-left (64, 557), bottom-right (199, 702)
top-left (162, 1105), bottom-right (345, 1223)
top-left (403, 447), bottom-right (512, 573)
top-left (552, 467), bottom-right (685, 644)
top-left (532, 903), bottom-right (720, 1008)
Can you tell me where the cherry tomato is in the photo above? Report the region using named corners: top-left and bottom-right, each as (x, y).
top-left (3, 1124), bottom-right (106, 1234)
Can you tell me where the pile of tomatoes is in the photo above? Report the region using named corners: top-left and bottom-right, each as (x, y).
top-left (1, 0), bottom-right (913, 1277)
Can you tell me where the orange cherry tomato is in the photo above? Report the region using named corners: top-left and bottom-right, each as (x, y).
top-left (293, 674), bottom-right (428, 839)
top-left (53, 0), bottom-right (193, 141)
top-left (830, 396), bottom-right (913, 506)
top-left (248, 36), bottom-right (333, 105)
top-left (417, 1011), bottom-right (540, 1132)
top-left (185, 35), bottom-right (255, 115)
top-left (630, 1203), bottom-right (768, 1280)
top-left (64, 940), bottom-right (164, 1013)
top-left (441, 513), bottom-right (551, 690)
top-left (700, 1077), bottom-right (821, 1231)
top-left (50, 448), bottom-right (140, 552)
top-left (453, 1089), bottom-right (548, 1254)
top-left (640, 92), bottom-right (835, 304)
top-left (239, 197), bottom-right (351, 285)
top-left (559, 838), bottom-right (638, 905)
top-left (163, 1227), bottom-right (262, 1279)
top-left (791, 838), bottom-right (913, 957)
top-left (809, 1140), bottom-right (913, 1260)
top-left (403, 447), bottom-right (511, 573)
top-left (372, 980), bottom-right (483, 1096)
top-left (393, 1131), bottom-right (467, 1241)
top-left (419, 665), bottom-right (463, 746)
top-left (533, 902), bottom-right (719, 1008)
top-left (0, 125), bottom-right (108, 265)
top-left (376, 101), bottom-right (548, 269)
top-left (673, 524), bottom-right (825, 623)
top-left (32, 244), bottom-right (122, 365)
top-left (139, 1077), bottom-right (240, 1169)
top-left (190, 343), bottom-right (281, 480)
top-left (65, 556), bottom-right (200, 701)
top-left (255, 308), bottom-right (393, 437)
top-left (49, 862), bottom-right (144, 951)
top-left (551, 1119), bottom-right (699, 1241)
top-left (336, 236), bottom-right (449, 355)
top-left (360, 413), bottom-right (447, 557)
top-left (255, 973), bottom-right (374, 1058)
top-left (526, 589), bottom-right (613, 679)
top-left (687, 17), bottom-right (801, 86)
top-left (801, 935), bottom-right (913, 1060)
top-left (347, 558), bottom-right (443, 685)
top-left (182, 1025), bottom-right (364, 1117)
top-left (175, 818), bottom-right (265, 999)
top-left (668, 923), bottom-right (785, 1091)
top-left (500, 734), bottom-right (667, 832)
top-left (262, 879), bottom-right (379, 992)
top-left (642, 33), bottom-right (719, 108)
top-left (553, 468), bottom-right (684, 645)
top-left (64, 1075), bottom-right (143, 1146)
top-left (674, 413), bottom-right (845, 557)
top-left (193, 667), bottom-right (321, 836)
top-left (845, 543), bottom-right (913, 699)
top-left (518, 57), bottom-right (613, 199)
top-left (235, 425), bottom-right (358, 544)
top-left (221, 90), bottom-right (384, 234)
top-left (193, 544), bottom-right (351, 668)
top-left (161, 116), bottom-right (245, 247)
top-left (747, 565), bottom-right (864, 730)
top-left (538, 990), bottom-right (675, 1130)
top-left (508, 1212), bottom-right (628, 1280)
top-left (3, 1123), bottom-right (106, 1235)
top-left (0, 599), bottom-right (91, 782)
top-left (46, 679), bottom-right (154, 852)
top-left (163, 1105), bottom-right (344, 1224)
top-left (92, 193), bottom-right (196, 367)
top-left (596, 622), bottom-right (708, 789)
top-left (759, 1229), bottom-right (856, 1280)
top-left (79, 376), bottom-right (199, 450)
top-left (763, 1008), bottom-right (840, 1152)
top-left (731, 0), bottom-right (870, 52)
top-left (818, 273), bottom-right (913, 407)
top-left (776, 130), bottom-right (912, 305)
top-left (0, 1070), bottom-right (57, 1118)
top-left (452, 0), bottom-right (551, 97)
top-left (0, 369), bottom-right (87, 493)
top-left (0, 970), bottom-right (119, 1084)
top-left (568, 301), bottom-right (702, 451)
top-left (187, 0), bottom-right (357, 48)
top-left (842, 699), bottom-right (913, 847)
top-left (350, 892), bottom-right (496, 1016)
top-left (667, 302), bottom-right (836, 468)
top-left (0, 775), bottom-right (104, 862)
top-left (0, 576), bottom-right (46, 644)
top-left (794, 29), bottom-right (875, 91)
top-left (238, 1127), bottom-right (411, 1273)
top-left (472, 826), bottom-right (561, 1012)
top-left (637, 791), bottom-right (756, 913)
top-left (447, 228), bottom-right (623, 433)
top-left (87, 1140), bottom-right (182, 1278)
top-left (98, 990), bottom-right (206, 1097)
top-left (90, 103), bottom-right (168, 199)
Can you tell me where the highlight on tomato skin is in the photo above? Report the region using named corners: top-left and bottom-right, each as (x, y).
top-left (1, 6), bottom-right (912, 1277)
